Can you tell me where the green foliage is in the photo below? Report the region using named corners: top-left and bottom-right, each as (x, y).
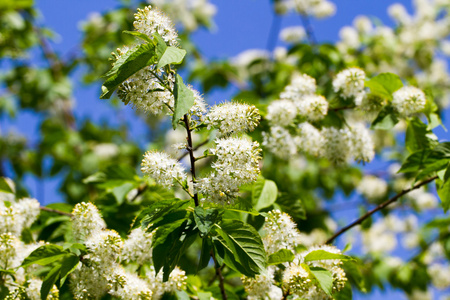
top-left (252, 176), bottom-right (278, 211)
top-left (365, 72), bottom-right (403, 100)
top-left (267, 249), bottom-right (295, 265)
top-left (172, 74), bottom-right (195, 128)
top-left (303, 250), bottom-right (354, 262)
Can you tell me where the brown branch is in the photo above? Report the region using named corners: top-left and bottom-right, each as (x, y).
top-left (325, 175), bottom-right (438, 244)
top-left (331, 105), bottom-right (355, 112)
top-left (211, 251), bottom-right (227, 300)
top-left (178, 138), bottom-right (210, 161)
top-left (129, 184), bottom-right (148, 202)
top-left (40, 206), bottom-right (73, 217)
top-left (183, 114), bottom-right (199, 206)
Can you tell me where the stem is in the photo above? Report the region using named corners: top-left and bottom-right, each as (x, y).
top-left (40, 206), bottom-right (73, 217)
top-left (183, 114), bottom-right (199, 206)
top-left (178, 138), bottom-right (210, 161)
top-left (325, 175), bottom-right (438, 244)
top-left (299, 14), bottom-right (316, 45)
top-left (266, 12), bottom-right (282, 51)
top-left (211, 251), bottom-right (227, 300)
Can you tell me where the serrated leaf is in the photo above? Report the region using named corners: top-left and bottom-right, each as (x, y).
top-left (194, 207), bottom-right (223, 237)
top-left (172, 74), bottom-right (195, 129)
top-left (371, 106), bottom-right (399, 130)
top-left (0, 177), bottom-right (14, 194)
top-left (437, 178), bottom-right (450, 213)
top-left (41, 264), bottom-right (61, 300)
top-left (157, 47), bottom-right (187, 69)
top-left (252, 177), bottom-right (278, 211)
top-left (214, 220), bottom-right (266, 277)
top-left (310, 267), bottom-right (333, 296)
top-left (267, 249), bottom-right (295, 265)
top-left (59, 254), bottom-right (79, 286)
top-left (101, 43), bottom-right (157, 99)
top-left (304, 250), bottom-right (354, 262)
top-left (365, 73), bottom-right (403, 100)
top-left (405, 118), bottom-right (436, 153)
top-left (21, 245), bottom-right (67, 267)
top-left (139, 199), bottom-right (190, 232)
top-left (276, 194), bottom-right (306, 220)
top-left (197, 238), bottom-right (212, 273)
top-left (123, 30), bottom-right (153, 43)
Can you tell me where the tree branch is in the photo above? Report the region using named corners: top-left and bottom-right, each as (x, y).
top-left (40, 206), bottom-right (73, 217)
top-left (299, 14), bottom-right (316, 45)
top-left (211, 251), bottom-right (227, 300)
top-left (178, 138), bottom-right (210, 161)
top-left (183, 114), bottom-right (199, 206)
top-left (325, 175), bottom-right (438, 244)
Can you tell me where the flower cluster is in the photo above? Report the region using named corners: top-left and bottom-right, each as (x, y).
top-left (205, 102), bottom-right (261, 135)
top-left (134, 5), bottom-right (179, 46)
top-left (392, 86), bottom-right (426, 116)
top-left (141, 151), bottom-right (187, 186)
top-left (357, 175), bottom-right (388, 202)
top-left (275, 0), bottom-right (336, 19)
top-left (332, 67), bottom-right (366, 105)
top-left (196, 137), bottom-right (262, 204)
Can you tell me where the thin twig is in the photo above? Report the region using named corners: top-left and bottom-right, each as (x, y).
top-left (211, 251), bottom-right (227, 300)
top-left (40, 206), bottom-right (73, 217)
top-left (183, 114), bottom-right (199, 206)
top-left (325, 175), bottom-right (438, 244)
top-left (178, 138), bottom-right (210, 161)
top-left (299, 14), bottom-right (316, 45)
top-left (331, 105), bottom-right (355, 112)
top-left (266, 12), bottom-right (282, 51)
top-left (129, 184), bottom-right (148, 202)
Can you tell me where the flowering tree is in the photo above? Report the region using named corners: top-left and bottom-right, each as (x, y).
top-left (1, 0), bottom-right (450, 299)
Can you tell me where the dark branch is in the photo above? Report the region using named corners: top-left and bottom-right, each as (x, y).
top-left (325, 175), bottom-right (438, 244)
top-left (211, 251), bottom-right (227, 300)
top-left (40, 206), bottom-right (73, 217)
top-left (183, 114), bottom-right (199, 206)
top-left (178, 138), bottom-right (210, 161)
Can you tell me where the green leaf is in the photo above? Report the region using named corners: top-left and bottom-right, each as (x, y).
top-left (111, 182), bottom-right (135, 205)
top-left (252, 177), bottom-right (278, 211)
top-left (405, 118), bottom-right (436, 153)
top-left (41, 264), bottom-right (61, 300)
top-left (100, 43), bottom-right (157, 99)
top-left (304, 250), bottom-right (354, 262)
top-left (310, 267), bottom-right (333, 296)
top-left (365, 73), bottom-right (403, 100)
top-left (0, 177), bottom-right (14, 194)
top-left (276, 194), bottom-right (306, 220)
top-left (172, 74), bottom-right (195, 129)
top-left (139, 199), bottom-right (190, 232)
top-left (197, 238), bottom-right (212, 273)
top-left (123, 30), bottom-right (153, 43)
top-left (0, 285), bottom-right (8, 299)
top-left (153, 32), bottom-right (168, 58)
top-left (437, 178), bottom-right (450, 213)
top-left (371, 106), bottom-right (399, 130)
top-left (214, 220), bottom-right (266, 277)
top-left (21, 245), bottom-right (67, 267)
top-left (398, 150), bottom-right (432, 174)
top-left (194, 207), bottom-right (223, 237)
top-left (334, 281), bottom-right (353, 300)
top-left (267, 249), bottom-right (295, 265)
top-left (157, 47), bottom-right (187, 69)
top-left (59, 254), bottom-right (79, 286)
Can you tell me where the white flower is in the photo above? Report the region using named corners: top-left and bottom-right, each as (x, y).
top-left (262, 210), bottom-right (301, 254)
top-left (243, 269), bottom-right (277, 300)
top-left (0, 197), bottom-right (40, 236)
top-left (196, 137), bottom-right (261, 205)
top-left (205, 102), bottom-right (260, 135)
top-left (357, 175), bottom-right (388, 201)
top-left (189, 86), bottom-right (207, 124)
top-left (333, 68), bottom-right (366, 104)
top-left (296, 94), bottom-right (328, 121)
top-left (262, 126), bottom-right (299, 159)
top-left (353, 15), bottom-right (373, 34)
top-left (266, 99), bottom-right (298, 127)
top-left (280, 73), bottom-right (316, 100)
top-left (350, 123), bottom-right (375, 163)
top-left (72, 202), bottom-right (106, 241)
top-left (312, 1), bottom-right (336, 18)
top-left (26, 278), bottom-right (59, 300)
top-left (392, 86), bottom-right (426, 116)
top-left (133, 5), bottom-right (178, 46)
top-left (109, 269), bottom-right (152, 300)
top-left (121, 227), bottom-right (154, 264)
top-left (141, 151), bottom-right (187, 186)
top-left (339, 26), bottom-right (361, 49)
top-left (297, 122), bottom-right (324, 157)
top-left (145, 266), bottom-right (187, 298)
top-left (85, 229), bottom-right (123, 265)
top-left (428, 264), bottom-right (450, 289)
top-left (280, 26), bottom-right (306, 43)
top-left (93, 143), bottom-right (119, 159)
top-left (321, 127), bottom-right (352, 165)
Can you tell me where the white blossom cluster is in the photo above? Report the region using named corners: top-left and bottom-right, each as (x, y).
top-left (332, 68), bottom-right (366, 106)
top-left (70, 202), bottom-right (187, 299)
top-left (141, 151), bottom-right (187, 186)
top-left (205, 102), bottom-right (261, 135)
top-left (134, 5), bottom-right (179, 46)
top-left (357, 175), bottom-right (388, 202)
top-left (196, 137), bottom-right (262, 205)
top-left (243, 210), bottom-right (347, 299)
top-left (275, 0), bottom-right (336, 19)
top-left (0, 197), bottom-right (40, 236)
top-left (392, 86), bottom-right (426, 116)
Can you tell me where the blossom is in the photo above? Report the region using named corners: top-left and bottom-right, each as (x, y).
top-left (72, 202), bottom-right (106, 241)
top-left (350, 123), bottom-right (375, 163)
top-left (280, 73), bottom-right (316, 100)
top-left (333, 68), bottom-right (366, 105)
top-left (266, 99), bottom-right (298, 127)
top-left (146, 266), bottom-right (187, 298)
top-left (296, 94), bottom-right (328, 121)
top-left (392, 86), bottom-right (426, 116)
top-left (262, 126), bottom-right (299, 159)
top-left (357, 175), bottom-right (388, 201)
top-left (262, 210), bottom-right (301, 254)
top-left (242, 269), bottom-right (279, 300)
top-left (297, 122), bottom-right (324, 156)
top-left (280, 26), bottom-right (306, 43)
top-left (321, 126), bottom-right (353, 165)
top-left (0, 197), bottom-right (40, 236)
top-left (196, 137), bottom-right (261, 204)
top-left (133, 5), bottom-right (178, 46)
top-left (205, 102), bottom-right (260, 135)
top-left (428, 264), bottom-right (450, 289)
top-left (121, 227), bottom-right (154, 264)
top-left (141, 151), bottom-right (187, 186)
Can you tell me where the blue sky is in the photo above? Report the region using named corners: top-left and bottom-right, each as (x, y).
top-left (3, 0), bottom-right (449, 299)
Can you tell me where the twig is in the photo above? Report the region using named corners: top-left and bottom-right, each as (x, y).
top-left (129, 184), bottom-right (148, 202)
top-left (331, 105), bottom-right (355, 112)
top-left (299, 14), bottom-right (316, 45)
top-left (325, 175), bottom-right (438, 244)
top-left (40, 206), bottom-right (73, 217)
top-left (266, 12), bottom-right (282, 51)
top-left (183, 114), bottom-right (199, 206)
top-left (178, 138), bottom-right (210, 161)
top-left (211, 251), bottom-right (227, 300)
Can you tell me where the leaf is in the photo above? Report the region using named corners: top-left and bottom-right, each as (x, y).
top-left (214, 220), bottom-right (266, 277)
top-left (334, 281), bottom-right (353, 300)
top-left (41, 264), bottom-right (61, 300)
top-left (139, 199), bottom-right (190, 232)
top-left (197, 238), bottom-right (212, 273)
top-left (371, 106), bottom-right (399, 130)
top-left (0, 177), bottom-right (14, 194)
top-left (365, 73), bottom-right (403, 100)
top-left (123, 30), bottom-right (153, 43)
top-left (310, 267), bottom-right (333, 296)
top-left (157, 47), bottom-right (187, 69)
top-left (21, 245), bottom-right (67, 267)
top-left (267, 249), bottom-right (295, 265)
top-left (111, 182), bottom-right (135, 205)
top-left (59, 254), bottom-right (79, 286)
top-left (398, 150), bottom-right (431, 174)
top-left (304, 250), bottom-right (354, 262)
top-left (194, 207), bottom-right (223, 237)
top-left (252, 177), bottom-right (278, 211)
top-left (405, 118), bottom-right (436, 153)
top-left (172, 74), bottom-right (195, 129)
top-left (437, 178), bottom-right (450, 213)
top-left (100, 43), bottom-right (157, 99)
top-left (0, 285), bottom-right (8, 299)
top-left (276, 194), bottom-right (306, 220)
